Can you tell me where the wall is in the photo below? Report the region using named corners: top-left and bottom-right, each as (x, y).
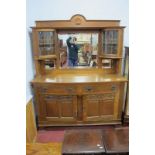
top-left (26, 0), bottom-right (129, 102)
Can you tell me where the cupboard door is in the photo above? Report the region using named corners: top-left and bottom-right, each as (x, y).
top-left (83, 93), bottom-right (116, 121)
top-left (102, 29), bottom-right (123, 56)
top-left (45, 95), bottom-right (59, 117)
top-left (84, 95), bottom-right (100, 118)
top-left (44, 95), bottom-right (77, 122)
top-left (58, 96), bottom-right (77, 118)
top-left (99, 100), bottom-right (114, 115)
top-left (37, 30), bottom-right (56, 56)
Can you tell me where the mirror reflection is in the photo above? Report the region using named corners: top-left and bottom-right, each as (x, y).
top-left (58, 33), bottom-right (98, 68)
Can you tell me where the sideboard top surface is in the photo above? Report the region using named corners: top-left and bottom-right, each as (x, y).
top-left (31, 72), bottom-right (127, 84)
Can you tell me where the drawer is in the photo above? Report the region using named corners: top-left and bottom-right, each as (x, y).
top-left (82, 83), bottom-right (118, 94)
top-left (39, 85), bottom-right (77, 94)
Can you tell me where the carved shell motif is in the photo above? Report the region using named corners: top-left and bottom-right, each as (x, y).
top-left (74, 17), bottom-right (82, 25)
top-left (71, 14), bottom-right (86, 25)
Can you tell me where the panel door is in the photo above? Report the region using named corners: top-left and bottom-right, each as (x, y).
top-left (83, 93), bottom-right (117, 121)
top-left (44, 95), bottom-right (77, 122)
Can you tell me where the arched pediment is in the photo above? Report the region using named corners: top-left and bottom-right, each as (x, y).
top-left (34, 14), bottom-right (123, 29)
top-left (70, 14), bottom-right (86, 25)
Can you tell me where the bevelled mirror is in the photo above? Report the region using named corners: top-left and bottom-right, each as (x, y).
top-left (58, 32), bottom-right (98, 68)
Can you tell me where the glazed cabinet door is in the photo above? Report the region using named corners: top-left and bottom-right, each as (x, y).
top-left (44, 95), bottom-right (77, 122)
top-left (35, 29), bottom-right (56, 56)
top-left (102, 28), bottom-right (123, 57)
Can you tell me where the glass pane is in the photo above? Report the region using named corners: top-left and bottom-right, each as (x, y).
top-left (103, 30), bottom-right (118, 55)
top-left (58, 33), bottom-right (98, 68)
top-left (38, 31), bottom-right (55, 56)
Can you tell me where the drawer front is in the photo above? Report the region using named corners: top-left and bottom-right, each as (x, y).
top-left (82, 83), bottom-right (118, 94)
top-left (37, 83), bottom-right (119, 95)
top-left (39, 85), bottom-right (77, 94)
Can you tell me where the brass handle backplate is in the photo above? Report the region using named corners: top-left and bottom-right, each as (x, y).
top-left (85, 86), bottom-right (93, 91)
top-left (111, 85), bottom-right (116, 91)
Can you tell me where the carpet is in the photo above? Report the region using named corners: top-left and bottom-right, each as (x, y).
top-left (36, 130), bottom-right (65, 143)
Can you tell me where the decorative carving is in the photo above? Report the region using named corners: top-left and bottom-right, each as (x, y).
top-left (45, 95), bottom-right (73, 102)
top-left (86, 93), bottom-right (115, 101)
top-left (41, 86), bottom-right (76, 94)
top-left (35, 14), bottom-right (121, 28)
top-left (74, 17), bottom-right (82, 25)
top-left (71, 14), bottom-right (86, 25)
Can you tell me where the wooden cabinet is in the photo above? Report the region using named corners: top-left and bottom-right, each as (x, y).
top-left (33, 80), bottom-right (126, 127)
top-left (31, 15), bottom-right (127, 127)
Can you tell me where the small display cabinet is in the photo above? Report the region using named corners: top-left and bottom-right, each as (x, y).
top-left (31, 15), bottom-right (127, 127)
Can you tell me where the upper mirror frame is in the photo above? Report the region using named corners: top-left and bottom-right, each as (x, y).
top-left (31, 15), bottom-right (125, 75)
top-left (34, 14), bottom-right (123, 29)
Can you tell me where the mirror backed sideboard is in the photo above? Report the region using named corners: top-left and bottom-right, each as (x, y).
top-left (31, 15), bottom-right (127, 127)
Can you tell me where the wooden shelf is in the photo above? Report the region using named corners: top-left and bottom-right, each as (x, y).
top-left (99, 55), bottom-right (123, 59)
top-left (36, 55), bottom-right (57, 60)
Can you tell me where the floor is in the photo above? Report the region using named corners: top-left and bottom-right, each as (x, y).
top-left (36, 130), bottom-right (65, 143)
top-left (26, 143), bottom-right (62, 155)
top-left (36, 125), bottom-right (128, 143)
top-left (32, 125), bottom-right (129, 155)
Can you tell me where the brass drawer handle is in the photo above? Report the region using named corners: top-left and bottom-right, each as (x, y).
top-left (45, 95), bottom-right (56, 100)
top-left (85, 86), bottom-right (93, 92)
top-left (41, 87), bottom-right (48, 93)
top-left (111, 85), bottom-right (116, 91)
top-left (66, 87), bottom-right (74, 92)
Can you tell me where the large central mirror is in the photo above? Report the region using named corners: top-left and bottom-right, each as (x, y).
top-left (58, 31), bottom-right (98, 68)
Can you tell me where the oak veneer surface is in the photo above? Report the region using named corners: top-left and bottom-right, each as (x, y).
top-left (34, 14), bottom-right (121, 29)
top-left (26, 143), bottom-right (62, 155)
top-left (62, 129), bottom-right (105, 154)
top-left (32, 73), bottom-right (127, 84)
top-left (31, 70), bottom-right (127, 127)
top-left (26, 99), bottom-right (37, 143)
top-left (103, 127), bottom-right (129, 153)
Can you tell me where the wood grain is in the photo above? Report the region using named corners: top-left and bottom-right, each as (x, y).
top-left (34, 14), bottom-right (122, 28)
top-left (30, 14), bottom-right (127, 127)
top-left (62, 129), bottom-right (105, 154)
top-left (31, 72), bottom-right (127, 84)
top-left (26, 143), bottom-right (62, 155)
top-left (26, 99), bottom-right (37, 143)
top-left (103, 127), bottom-right (129, 153)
